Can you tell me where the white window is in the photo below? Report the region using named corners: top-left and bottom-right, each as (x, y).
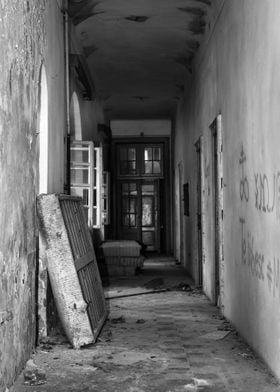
top-left (70, 141), bottom-right (102, 228)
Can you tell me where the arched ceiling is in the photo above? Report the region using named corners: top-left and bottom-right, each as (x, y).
top-left (69, 0), bottom-right (211, 120)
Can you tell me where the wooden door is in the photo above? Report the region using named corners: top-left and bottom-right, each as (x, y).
top-left (117, 179), bottom-right (160, 251)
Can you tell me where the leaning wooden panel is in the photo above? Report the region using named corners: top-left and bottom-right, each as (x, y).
top-left (37, 194), bottom-right (107, 348)
top-left (59, 195), bottom-right (107, 340)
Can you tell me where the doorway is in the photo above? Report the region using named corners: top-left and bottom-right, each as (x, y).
top-left (210, 115), bottom-right (223, 305)
top-left (117, 179), bottom-right (160, 251)
top-left (113, 140), bottom-right (170, 254)
top-left (195, 138), bottom-right (203, 286)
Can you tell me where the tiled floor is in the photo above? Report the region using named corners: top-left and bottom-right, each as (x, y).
top-left (13, 256), bottom-right (280, 392)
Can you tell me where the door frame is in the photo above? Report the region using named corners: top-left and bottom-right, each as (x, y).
top-left (210, 114), bottom-right (224, 307)
top-left (112, 137), bottom-right (171, 254)
top-left (195, 136), bottom-right (205, 286)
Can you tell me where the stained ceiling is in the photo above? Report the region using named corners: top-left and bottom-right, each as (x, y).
top-left (69, 0), bottom-right (212, 120)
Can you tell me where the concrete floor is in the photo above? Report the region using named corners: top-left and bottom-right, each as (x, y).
top-left (13, 256), bottom-right (280, 392)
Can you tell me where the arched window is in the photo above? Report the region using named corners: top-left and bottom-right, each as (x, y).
top-left (70, 92), bottom-right (82, 140)
top-left (39, 65), bottom-right (48, 194)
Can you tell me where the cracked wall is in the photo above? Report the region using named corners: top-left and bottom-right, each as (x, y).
top-left (0, 1), bottom-right (65, 390)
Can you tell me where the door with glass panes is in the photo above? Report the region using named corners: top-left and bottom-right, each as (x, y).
top-left (116, 144), bottom-right (163, 251)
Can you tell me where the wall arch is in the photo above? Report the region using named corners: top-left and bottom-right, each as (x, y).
top-left (70, 92), bottom-right (82, 140)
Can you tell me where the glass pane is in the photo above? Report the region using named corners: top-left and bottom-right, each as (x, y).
top-left (83, 207), bottom-right (89, 222)
top-left (130, 214), bottom-right (136, 226)
top-left (71, 150), bottom-right (89, 163)
top-left (144, 161), bottom-right (152, 174)
top-left (153, 161), bottom-right (161, 174)
top-left (122, 199), bottom-right (129, 213)
top-left (123, 214), bottom-right (130, 226)
top-left (120, 161), bottom-right (128, 174)
top-left (93, 208), bottom-right (97, 226)
top-left (120, 148), bottom-right (127, 161)
top-left (93, 169), bottom-right (97, 186)
top-left (71, 187), bottom-right (89, 206)
top-left (129, 183), bottom-right (137, 195)
top-left (142, 196), bottom-right (153, 226)
top-left (142, 231), bottom-right (154, 246)
top-left (93, 150), bottom-right (97, 166)
top-left (130, 199), bottom-right (136, 213)
top-left (144, 148), bottom-right (153, 161)
top-left (82, 189), bottom-right (89, 205)
top-left (71, 168), bottom-right (89, 184)
top-left (142, 184), bottom-right (154, 194)
top-left (93, 189), bottom-right (97, 206)
top-left (128, 148), bottom-right (136, 161)
top-left (122, 183), bottom-right (129, 194)
top-left (153, 147), bottom-right (161, 161)
top-left (128, 161), bottom-right (136, 174)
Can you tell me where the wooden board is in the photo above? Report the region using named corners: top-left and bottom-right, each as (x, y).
top-left (37, 194), bottom-right (107, 348)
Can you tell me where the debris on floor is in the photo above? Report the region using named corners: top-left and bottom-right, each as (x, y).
top-left (143, 277), bottom-right (165, 289)
top-left (110, 316), bottom-right (126, 324)
top-left (184, 378), bottom-right (211, 391)
top-left (136, 319), bottom-right (146, 324)
top-left (200, 330), bottom-right (231, 340)
top-left (23, 360), bottom-right (46, 386)
top-left (175, 282), bottom-right (192, 292)
top-left (12, 257), bottom-right (280, 392)
top-left (217, 320), bottom-right (235, 331)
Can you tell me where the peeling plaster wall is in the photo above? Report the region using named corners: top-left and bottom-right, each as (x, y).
top-left (0, 1), bottom-right (65, 390)
top-left (174, 0), bottom-right (280, 378)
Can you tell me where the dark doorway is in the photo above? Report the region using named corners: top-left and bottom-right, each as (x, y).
top-left (112, 139), bottom-right (171, 254)
top-left (195, 138), bottom-right (203, 286)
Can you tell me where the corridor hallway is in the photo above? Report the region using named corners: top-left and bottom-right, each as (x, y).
top-left (14, 257), bottom-right (280, 392)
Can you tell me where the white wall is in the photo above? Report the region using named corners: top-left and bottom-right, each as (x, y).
top-left (174, 0), bottom-right (280, 378)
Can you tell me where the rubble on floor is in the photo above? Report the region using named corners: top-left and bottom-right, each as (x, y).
top-left (12, 257), bottom-right (280, 392)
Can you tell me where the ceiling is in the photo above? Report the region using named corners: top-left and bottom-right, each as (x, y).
top-left (69, 0), bottom-right (212, 120)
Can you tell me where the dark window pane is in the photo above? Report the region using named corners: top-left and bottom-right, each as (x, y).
top-left (122, 183), bottom-right (129, 194)
top-left (120, 148), bottom-right (127, 161)
top-left (82, 189), bottom-right (89, 205)
top-left (83, 207), bottom-right (89, 221)
top-left (128, 148), bottom-right (136, 161)
top-left (153, 147), bottom-right (161, 161)
top-left (142, 231), bottom-right (154, 246)
top-left (123, 214), bottom-right (130, 226)
top-left (120, 161), bottom-right (128, 174)
top-left (122, 199), bottom-right (129, 212)
top-left (128, 161), bottom-right (136, 174)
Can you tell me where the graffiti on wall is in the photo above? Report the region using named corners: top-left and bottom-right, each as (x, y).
top-left (239, 146), bottom-right (249, 202)
top-left (239, 145), bottom-right (280, 220)
top-left (240, 217), bottom-right (280, 298)
top-left (239, 145), bottom-right (280, 298)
